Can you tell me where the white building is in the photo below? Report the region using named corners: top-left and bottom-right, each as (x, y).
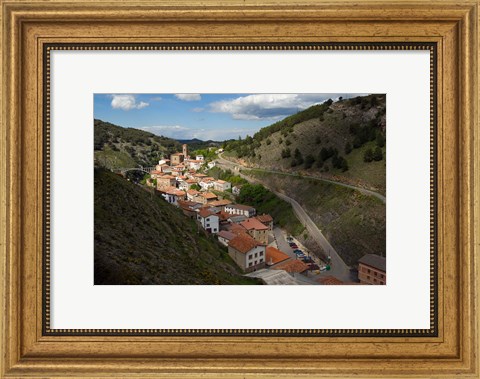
top-left (196, 155), bottom-right (204, 161)
top-left (207, 161), bottom-right (216, 169)
top-left (224, 204), bottom-right (256, 218)
top-left (213, 180), bottom-right (231, 192)
top-left (197, 209), bottom-right (219, 234)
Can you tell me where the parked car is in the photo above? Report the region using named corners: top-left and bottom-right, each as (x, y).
top-left (293, 249), bottom-right (303, 254)
top-left (289, 243), bottom-right (298, 249)
top-left (302, 256), bottom-right (313, 263)
top-left (308, 263), bottom-right (320, 270)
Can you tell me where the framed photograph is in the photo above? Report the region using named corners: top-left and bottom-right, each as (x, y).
top-left (1, 0), bottom-right (478, 377)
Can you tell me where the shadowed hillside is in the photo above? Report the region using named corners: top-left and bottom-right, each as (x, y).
top-left (94, 169), bottom-right (261, 285)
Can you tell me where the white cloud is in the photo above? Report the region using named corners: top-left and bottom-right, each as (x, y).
top-left (111, 95), bottom-right (149, 111)
top-left (209, 93), bottom-right (359, 120)
top-left (175, 94), bottom-right (201, 101)
top-left (192, 107), bottom-right (204, 112)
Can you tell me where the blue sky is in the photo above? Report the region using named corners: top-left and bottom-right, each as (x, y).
top-left (94, 93), bottom-right (361, 141)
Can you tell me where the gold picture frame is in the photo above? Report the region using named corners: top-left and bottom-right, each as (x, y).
top-left (1, 0), bottom-right (478, 377)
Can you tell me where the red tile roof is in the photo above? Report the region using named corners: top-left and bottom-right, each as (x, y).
top-left (273, 259), bottom-right (309, 273)
top-left (317, 276), bottom-right (344, 285)
top-left (228, 233), bottom-right (261, 254)
top-left (209, 199), bottom-right (232, 207)
top-left (217, 231), bottom-right (236, 241)
top-left (187, 189), bottom-right (200, 195)
top-left (198, 208), bottom-right (218, 218)
top-left (202, 192), bottom-right (218, 200)
top-left (266, 246), bottom-right (291, 266)
top-left (240, 218), bottom-right (269, 231)
top-left (256, 214), bottom-right (273, 223)
top-left (228, 223), bottom-right (247, 235)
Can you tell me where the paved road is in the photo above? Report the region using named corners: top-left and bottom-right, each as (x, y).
top-left (217, 153), bottom-right (386, 204)
top-left (216, 154), bottom-right (352, 282)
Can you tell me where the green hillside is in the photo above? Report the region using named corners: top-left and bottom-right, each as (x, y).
top-left (94, 169), bottom-right (260, 285)
top-left (94, 119), bottom-right (181, 169)
top-left (225, 94), bottom-right (386, 194)
top-left (245, 170), bottom-right (386, 266)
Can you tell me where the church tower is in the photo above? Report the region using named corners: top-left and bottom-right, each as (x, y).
top-left (182, 144), bottom-right (188, 158)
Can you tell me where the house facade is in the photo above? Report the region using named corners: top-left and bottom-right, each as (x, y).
top-left (227, 234), bottom-right (266, 273)
top-left (240, 218), bottom-right (269, 244)
top-left (197, 209), bottom-right (219, 234)
top-left (224, 204), bottom-right (256, 218)
top-left (357, 254), bottom-right (386, 285)
top-left (213, 180), bottom-right (231, 192)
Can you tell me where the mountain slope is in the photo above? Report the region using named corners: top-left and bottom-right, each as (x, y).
top-left (225, 94), bottom-right (386, 194)
top-left (94, 169), bottom-right (260, 285)
top-left (94, 119), bottom-right (181, 169)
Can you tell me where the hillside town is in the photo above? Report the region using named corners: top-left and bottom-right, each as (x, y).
top-left (141, 144), bottom-right (386, 285)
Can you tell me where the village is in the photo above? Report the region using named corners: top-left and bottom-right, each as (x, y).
top-left (141, 144), bottom-right (386, 285)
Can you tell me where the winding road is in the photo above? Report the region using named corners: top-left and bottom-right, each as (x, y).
top-left (216, 153), bottom-right (352, 282)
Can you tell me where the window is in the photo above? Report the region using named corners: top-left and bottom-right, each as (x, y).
top-left (213, 228), bottom-right (217, 232)
top-left (259, 251), bottom-right (263, 256)
top-left (259, 258), bottom-right (263, 263)
top-left (374, 272), bottom-right (377, 276)
top-left (374, 278), bottom-right (377, 283)
top-left (254, 260), bottom-right (257, 265)
top-left (206, 223), bottom-right (210, 227)
top-left (255, 253), bottom-right (258, 258)
top-left (248, 254), bottom-right (253, 260)
top-left (367, 269), bottom-right (371, 274)
top-left (249, 262), bottom-right (253, 267)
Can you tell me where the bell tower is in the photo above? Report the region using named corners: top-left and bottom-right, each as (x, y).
top-left (182, 144), bottom-right (188, 158)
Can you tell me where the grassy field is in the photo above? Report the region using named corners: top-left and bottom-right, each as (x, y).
top-left (245, 170), bottom-right (386, 266)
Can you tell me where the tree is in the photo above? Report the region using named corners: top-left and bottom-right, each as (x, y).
top-left (304, 154), bottom-right (315, 169)
top-left (373, 147), bottom-right (383, 161)
top-left (345, 142), bottom-right (352, 155)
top-left (376, 133), bottom-right (385, 148)
top-left (281, 148), bottom-right (291, 159)
top-left (363, 148), bottom-right (374, 162)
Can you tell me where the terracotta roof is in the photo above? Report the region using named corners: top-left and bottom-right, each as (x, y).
top-left (228, 223), bottom-right (247, 235)
top-left (317, 276), bottom-right (344, 285)
top-left (178, 200), bottom-right (199, 210)
top-left (201, 192), bottom-right (218, 199)
top-left (228, 233), bottom-right (261, 254)
top-left (358, 254), bottom-right (386, 272)
top-left (209, 199), bottom-right (232, 207)
top-left (256, 214), bottom-right (273, 223)
top-left (198, 208), bottom-right (218, 218)
top-left (193, 173), bottom-right (207, 177)
top-left (186, 179), bottom-right (197, 183)
top-left (273, 259), bottom-right (309, 273)
top-left (215, 179), bottom-right (226, 184)
top-left (226, 204), bottom-right (255, 211)
top-left (217, 231), bottom-right (236, 241)
top-left (171, 152), bottom-right (183, 156)
top-left (187, 189), bottom-right (200, 195)
top-left (218, 211), bottom-right (232, 221)
top-left (159, 175), bottom-right (175, 180)
top-left (240, 218), bottom-right (269, 231)
top-left (266, 246), bottom-right (291, 266)
top-left (150, 170), bottom-right (163, 175)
